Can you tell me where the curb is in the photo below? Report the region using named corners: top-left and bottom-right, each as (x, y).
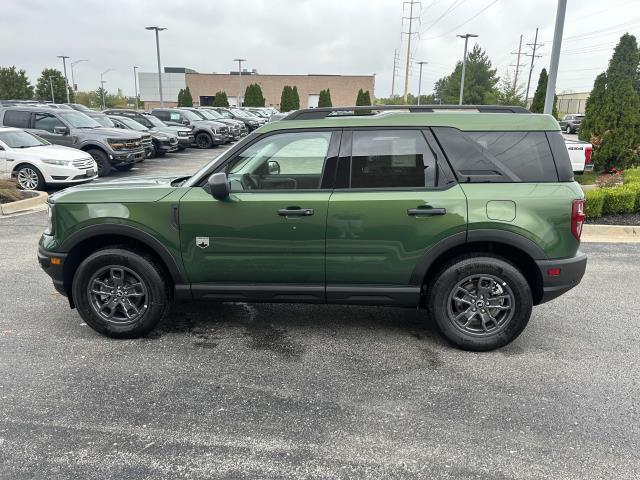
top-left (582, 224), bottom-right (640, 243)
top-left (0, 191), bottom-right (48, 216)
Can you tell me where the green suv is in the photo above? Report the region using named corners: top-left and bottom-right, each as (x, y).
top-left (38, 105), bottom-right (587, 351)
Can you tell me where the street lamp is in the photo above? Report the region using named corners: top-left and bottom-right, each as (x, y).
top-left (416, 61), bottom-right (428, 105)
top-left (133, 66), bottom-right (140, 110)
top-left (233, 58), bottom-right (246, 107)
top-left (57, 55), bottom-right (70, 103)
top-left (47, 77), bottom-right (55, 103)
top-left (146, 26), bottom-right (167, 106)
top-left (70, 59), bottom-right (88, 93)
top-left (100, 68), bottom-right (114, 110)
top-left (457, 33), bottom-right (478, 105)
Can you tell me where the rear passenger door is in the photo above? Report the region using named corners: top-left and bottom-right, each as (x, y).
top-left (325, 129), bottom-right (468, 305)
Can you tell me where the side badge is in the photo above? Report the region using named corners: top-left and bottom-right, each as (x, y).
top-left (196, 237), bottom-right (210, 249)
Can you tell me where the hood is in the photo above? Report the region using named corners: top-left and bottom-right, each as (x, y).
top-left (94, 127), bottom-right (145, 139)
top-left (151, 125), bottom-right (189, 135)
top-left (14, 144), bottom-right (92, 160)
top-left (50, 175), bottom-right (190, 204)
top-left (193, 119), bottom-right (226, 129)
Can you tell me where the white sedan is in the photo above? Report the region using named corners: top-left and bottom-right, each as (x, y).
top-left (0, 127), bottom-right (97, 190)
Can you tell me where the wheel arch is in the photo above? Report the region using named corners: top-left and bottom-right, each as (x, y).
top-left (79, 144), bottom-right (109, 155)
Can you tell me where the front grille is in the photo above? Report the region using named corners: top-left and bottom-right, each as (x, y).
top-left (120, 139), bottom-right (142, 149)
top-left (141, 135), bottom-right (152, 146)
top-left (72, 158), bottom-right (95, 169)
top-left (219, 126), bottom-right (229, 135)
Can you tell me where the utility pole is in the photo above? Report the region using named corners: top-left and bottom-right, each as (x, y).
top-left (457, 33), bottom-right (478, 105)
top-left (510, 35), bottom-right (524, 90)
top-left (133, 66), bottom-right (139, 110)
top-left (416, 61), bottom-right (427, 105)
top-left (524, 27), bottom-right (543, 105)
top-left (48, 77), bottom-right (55, 103)
top-left (57, 55), bottom-right (71, 103)
top-left (402, 0), bottom-right (420, 102)
top-left (70, 59), bottom-right (88, 93)
top-left (145, 26), bottom-right (167, 106)
top-left (233, 58), bottom-right (246, 107)
top-left (544, 0), bottom-right (567, 114)
top-left (391, 49), bottom-right (400, 97)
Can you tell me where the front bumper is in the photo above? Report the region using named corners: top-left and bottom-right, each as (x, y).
top-left (110, 148), bottom-right (146, 165)
top-left (38, 246), bottom-right (67, 297)
top-left (536, 251), bottom-right (587, 304)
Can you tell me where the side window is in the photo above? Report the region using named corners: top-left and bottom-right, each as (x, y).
top-left (350, 130), bottom-right (436, 188)
top-left (170, 112), bottom-right (182, 122)
top-left (226, 131), bottom-right (332, 191)
top-left (153, 111), bottom-right (167, 121)
top-left (2, 110), bottom-right (31, 128)
top-left (34, 113), bottom-right (65, 133)
top-left (432, 128), bottom-right (558, 182)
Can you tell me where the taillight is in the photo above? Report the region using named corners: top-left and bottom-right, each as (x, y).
top-left (584, 146), bottom-right (593, 165)
top-left (571, 199), bottom-right (586, 241)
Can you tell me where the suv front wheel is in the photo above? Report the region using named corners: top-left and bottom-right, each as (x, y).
top-left (427, 255), bottom-right (532, 351)
top-left (72, 247), bottom-right (170, 338)
top-left (87, 149), bottom-right (111, 177)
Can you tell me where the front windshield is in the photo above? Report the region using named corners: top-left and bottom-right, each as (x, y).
top-left (70, 103), bottom-right (91, 112)
top-left (218, 110), bottom-right (233, 118)
top-left (232, 108), bottom-right (256, 118)
top-left (181, 110), bottom-right (203, 121)
top-left (201, 109), bottom-right (222, 119)
top-left (145, 115), bottom-right (166, 127)
top-left (115, 116), bottom-right (148, 131)
top-left (58, 111), bottom-right (101, 128)
top-left (93, 115), bottom-right (115, 128)
top-left (197, 110), bottom-right (218, 120)
top-left (0, 130), bottom-right (49, 148)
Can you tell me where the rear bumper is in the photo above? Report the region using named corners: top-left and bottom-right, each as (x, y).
top-left (536, 251), bottom-right (587, 304)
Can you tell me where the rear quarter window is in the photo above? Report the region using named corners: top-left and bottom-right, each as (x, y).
top-left (2, 110), bottom-right (31, 128)
top-left (432, 128), bottom-right (559, 182)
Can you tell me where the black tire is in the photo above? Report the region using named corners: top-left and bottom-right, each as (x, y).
top-left (426, 255), bottom-right (532, 351)
top-left (15, 164), bottom-right (45, 190)
top-left (72, 247), bottom-right (170, 339)
top-left (195, 132), bottom-right (213, 149)
top-left (87, 149), bottom-right (111, 177)
top-left (115, 164), bottom-right (134, 172)
top-left (565, 125), bottom-right (572, 134)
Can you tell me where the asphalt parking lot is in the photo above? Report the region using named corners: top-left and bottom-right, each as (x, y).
top-left (2, 149), bottom-right (640, 479)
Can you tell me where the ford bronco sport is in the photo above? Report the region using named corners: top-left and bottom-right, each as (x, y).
top-left (38, 105), bottom-right (587, 351)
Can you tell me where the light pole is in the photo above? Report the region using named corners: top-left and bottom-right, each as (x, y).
top-left (100, 68), bottom-right (114, 110)
top-left (416, 61), bottom-right (428, 105)
top-left (70, 59), bottom-right (88, 93)
top-left (145, 26), bottom-right (166, 106)
top-left (48, 77), bottom-right (55, 103)
top-left (133, 66), bottom-right (139, 110)
top-left (544, 0), bottom-right (567, 115)
top-left (57, 55), bottom-right (71, 103)
top-left (233, 58), bottom-right (246, 107)
top-left (457, 33), bottom-right (478, 105)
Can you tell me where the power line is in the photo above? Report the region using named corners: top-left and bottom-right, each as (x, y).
top-left (524, 27), bottom-right (543, 105)
top-left (419, 0), bottom-right (466, 35)
top-left (402, 0), bottom-right (421, 101)
top-left (423, 0), bottom-right (499, 40)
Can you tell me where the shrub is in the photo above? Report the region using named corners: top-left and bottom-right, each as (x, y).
top-left (584, 189), bottom-right (606, 218)
top-left (624, 182), bottom-right (640, 211)
top-left (623, 168), bottom-right (640, 185)
top-left (603, 186), bottom-right (637, 214)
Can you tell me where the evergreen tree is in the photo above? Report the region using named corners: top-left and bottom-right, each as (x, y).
top-left (291, 86), bottom-right (300, 110)
top-left (318, 88), bottom-right (332, 107)
top-left (579, 72), bottom-right (607, 142)
top-left (177, 88), bottom-right (184, 106)
top-left (243, 83), bottom-right (265, 107)
top-left (495, 72), bottom-right (525, 106)
top-left (593, 33), bottom-right (640, 170)
top-left (280, 85), bottom-right (292, 111)
top-left (182, 86), bottom-right (193, 107)
top-left (529, 69), bottom-right (558, 117)
top-left (34, 68), bottom-right (67, 102)
top-left (213, 91), bottom-right (229, 107)
top-left (0, 66), bottom-right (34, 99)
top-left (363, 90), bottom-right (372, 105)
top-left (355, 88), bottom-right (365, 105)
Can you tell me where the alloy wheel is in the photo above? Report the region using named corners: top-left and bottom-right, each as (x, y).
top-left (17, 167), bottom-right (39, 190)
top-left (87, 266), bottom-right (149, 325)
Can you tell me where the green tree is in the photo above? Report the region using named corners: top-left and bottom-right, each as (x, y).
top-left (280, 85), bottom-right (292, 111)
top-left (213, 91), bottom-right (229, 107)
top-left (182, 86), bottom-right (193, 107)
top-left (291, 86), bottom-right (300, 110)
top-left (34, 68), bottom-right (67, 102)
top-left (495, 72), bottom-right (525, 107)
top-left (529, 68), bottom-right (558, 117)
top-left (177, 88), bottom-right (184, 106)
top-left (434, 44), bottom-right (499, 105)
top-left (0, 66), bottom-right (34, 99)
top-left (593, 33), bottom-right (640, 170)
top-left (318, 88), bottom-right (332, 107)
top-left (355, 88), bottom-right (365, 105)
top-left (579, 72), bottom-right (607, 142)
top-left (243, 83), bottom-right (265, 107)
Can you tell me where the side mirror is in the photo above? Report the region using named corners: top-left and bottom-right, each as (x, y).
top-left (207, 172), bottom-right (230, 199)
top-left (182, 119), bottom-right (190, 126)
top-left (54, 126), bottom-right (69, 135)
top-left (267, 160), bottom-right (280, 175)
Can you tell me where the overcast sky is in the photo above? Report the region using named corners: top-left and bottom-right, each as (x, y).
top-left (2, 0), bottom-right (638, 99)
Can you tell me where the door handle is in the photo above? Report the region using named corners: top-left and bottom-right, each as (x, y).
top-left (277, 207), bottom-right (315, 216)
top-left (407, 206), bottom-right (446, 216)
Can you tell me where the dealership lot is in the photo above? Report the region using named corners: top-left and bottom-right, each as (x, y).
top-left (1, 155), bottom-right (640, 478)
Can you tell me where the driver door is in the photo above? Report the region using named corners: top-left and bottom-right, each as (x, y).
top-left (32, 113), bottom-right (73, 147)
top-left (179, 129), bottom-right (340, 301)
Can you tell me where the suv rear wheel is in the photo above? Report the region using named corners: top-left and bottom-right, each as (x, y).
top-left (195, 132), bottom-right (213, 149)
top-left (87, 149), bottom-right (111, 177)
top-left (427, 255), bottom-right (532, 351)
top-left (72, 248), bottom-right (170, 338)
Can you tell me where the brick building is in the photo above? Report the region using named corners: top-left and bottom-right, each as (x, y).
top-left (139, 68), bottom-right (375, 110)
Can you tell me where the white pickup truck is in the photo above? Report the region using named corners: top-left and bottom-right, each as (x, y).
top-left (565, 138), bottom-right (593, 174)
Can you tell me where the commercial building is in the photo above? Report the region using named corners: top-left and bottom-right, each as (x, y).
top-left (556, 91), bottom-right (590, 115)
top-left (139, 68), bottom-right (375, 110)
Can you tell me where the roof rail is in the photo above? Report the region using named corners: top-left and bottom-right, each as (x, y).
top-left (282, 104), bottom-right (530, 121)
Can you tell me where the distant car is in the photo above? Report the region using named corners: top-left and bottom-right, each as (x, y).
top-left (565, 139), bottom-right (594, 174)
top-left (210, 107), bottom-right (264, 131)
top-left (245, 107), bottom-right (271, 120)
top-left (181, 107), bottom-right (241, 141)
top-left (65, 103), bottom-right (92, 112)
top-left (0, 126), bottom-right (96, 190)
top-left (268, 112), bottom-right (288, 122)
top-left (108, 115), bottom-right (178, 157)
top-left (197, 107), bottom-right (248, 138)
top-left (150, 108), bottom-right (228, 149)
top-left (102, 109), bottom-right (193, 150)
top-left (559, 114), bottom-right (584, 134)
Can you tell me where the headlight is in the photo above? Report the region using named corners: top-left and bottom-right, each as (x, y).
top-left (156, 134), bottom-right (169, 140)
top-left (178, 131), bottom-right (188, 137)
top-left (45, 203), bottom-right (55, 235)
top-left (41, 159), bottom-right (72, 166)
